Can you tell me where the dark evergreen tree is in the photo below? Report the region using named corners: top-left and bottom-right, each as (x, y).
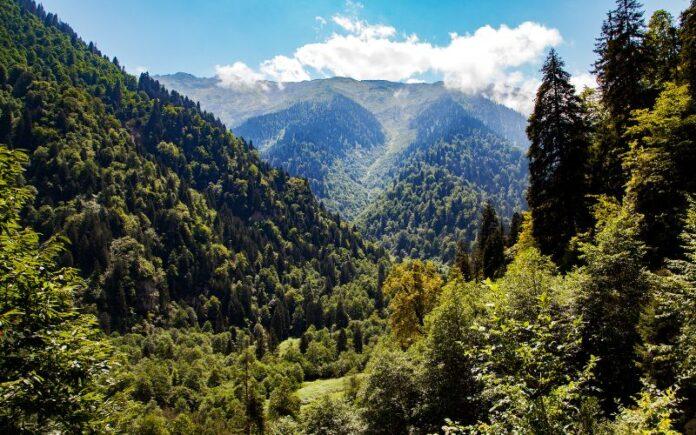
top-left (352, 325), bottom-right (363, 353)
top-left (336, 328), bottom-right (347, 353)
top-left (527, 50), bottom-right (590, 267)
top-left (643, 10), bottom-right (679, 95)
top-left (454, 241), bottom-right (473, 280)
top-left (473, 203), bottom-right (505, 279)
top-left (594, 0), bottom-right (647, 119)
top-left (506, 212), bottom-right (523, 247)
top-left (0, 109), bottom-right (12, 144)
top-left (593, 0), bottom-right (647, 197)
top-left (299, 332), bottom-right (310, 354)
top-left (681, 0), bottom-right (696, 100)
top-left (333, 299), bottom-right (349, 329)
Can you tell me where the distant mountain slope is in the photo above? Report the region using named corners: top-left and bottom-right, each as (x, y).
top-left (356, 98), bottom-right (527, 261)
top-left (0, 0), bottom-right (384, 333)
top-left (235, 94), bottom-right (385, 217)
top-left (156, 72), bottom-right (529, 259)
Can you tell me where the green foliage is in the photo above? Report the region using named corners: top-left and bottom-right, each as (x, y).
top-left (0, 146), bottom-right (110, 432)
top-left (268, 379), bottom-right (301, 420)
top-left (644, 10), bottom-right (679, 94)
top-left (592, 0), bottom-right (648, 197)
top-left (300, 395), bottom-right (364, 435)
top-left (420, 278), bottom-right (484, 428)
top-left (611, 387), bottom-right (680, 434)
top-left (625, 83), bottom-right (696, 265)
top-left (472, 202), bottom-right (506, 279)
top-left (357, 349), bottom-right (422, 434)
top-left (574, 199), bottom-right (652, 411)
top-left (680, 0), bottom-right (696, 100)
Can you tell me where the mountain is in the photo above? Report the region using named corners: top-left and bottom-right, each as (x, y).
top-left (0, 0), bottom-right (385, 333)
top-left (235, 94), bottom-right (385, 217)
top-left (157, 73), bottom-right (529, 256)
top-left (356, 97), bottom-right (527, 260)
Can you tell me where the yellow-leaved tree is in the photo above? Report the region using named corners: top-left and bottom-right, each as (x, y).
top-left (383, 260), bottom-right (443, 348)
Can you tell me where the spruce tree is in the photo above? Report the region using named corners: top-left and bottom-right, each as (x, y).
top-left (454, 240), bottom-right (473, 280)
top-left (681, 0), bottom-right (696, 100)
top-left (593, 0), bottom-right (647, 197)
top-left (336, 328), bottom-right (348, 353)
top-left (527, 50), bottom-right (589, 267)
top-left (594, 0), bottom-right (647, 119)
top-left (352, 325), bottom-right (364, 353)
top-left (473, 203), bottom-right (505, 279)
top-left (506, 212), bottom-right (523, 247)
top-left (643, 10), bottom-right (679, 95)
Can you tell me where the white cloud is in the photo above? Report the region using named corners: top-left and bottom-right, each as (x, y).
top-left (570, 72), bottom-right (597, 92)
top-left (215, 62), bottom-right (266, 89)
top-left (214, 15), bottom-right (562, 113)
top-left (260, 55), bottom-right (311, 82)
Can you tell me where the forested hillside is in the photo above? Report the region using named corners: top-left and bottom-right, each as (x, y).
top-left (357, 97), bottom-right (526, 261)
top-left (235, 95), bottom-right (385, 218)
top-left (2, 0), bottom-right (696, 433)
top-left (0, 0), bottom-right (385, 335)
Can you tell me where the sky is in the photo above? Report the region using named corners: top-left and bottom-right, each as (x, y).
top-left (39, 0), bottom-right (688, 113)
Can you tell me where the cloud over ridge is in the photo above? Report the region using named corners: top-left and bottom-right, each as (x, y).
top-left (216, 14), bottom-right (564, 113)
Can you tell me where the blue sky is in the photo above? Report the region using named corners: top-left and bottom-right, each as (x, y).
top-left (38, 0), bottom-right (688, 113)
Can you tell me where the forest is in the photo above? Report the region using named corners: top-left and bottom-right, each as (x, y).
top-left (1, 0), bottom-right (695, 433)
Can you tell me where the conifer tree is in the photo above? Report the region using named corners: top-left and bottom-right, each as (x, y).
top-left (527, 50), bottom-right (590, 267)
top-left (352, 325), bottom-right (364, 353)
top-left (506, 212), bottom-right (523, 247)
top-left (454, 240), bottom-right (473, 280)
top-left (336, 328), bottom-right (348, 353)
top-left (681, 0), bottom-right (696, 101)
top-left (643, 10), bottom-right (679, 95)
top-left (595, 0), bottom-right (647, 119)
top-left (473, 203), bottom-right (505, 279)
top-left (575, 199), bottom-right (651, 412)
top-left (593, 0), bottom-right (647, 197)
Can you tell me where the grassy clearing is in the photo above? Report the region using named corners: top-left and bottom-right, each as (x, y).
top-left (296, 374), bottom-right (365, 406)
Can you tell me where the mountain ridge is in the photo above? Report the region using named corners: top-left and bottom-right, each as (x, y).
top-left (157, 73), bottom-right (530, 256)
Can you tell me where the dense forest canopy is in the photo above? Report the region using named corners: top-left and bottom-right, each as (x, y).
top-left (1, 0), bottom-right (695, 433)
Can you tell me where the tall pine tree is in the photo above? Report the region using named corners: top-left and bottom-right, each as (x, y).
top-left (527, 49), bottom-right (589, 268)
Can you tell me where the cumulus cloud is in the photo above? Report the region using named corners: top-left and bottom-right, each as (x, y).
top-left (260, 55), bottom-right (311, 82)
top-left (215, 62), bottom-right (266, 89)
top-left (215, 14), bottom-right (562, 113)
